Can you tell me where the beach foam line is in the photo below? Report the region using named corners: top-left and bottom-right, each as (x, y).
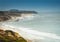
top-left (18, 27), bottom-right (60, 39)
top-left (1, 24), bottom-right (60, 40)
top-left (1, 24), bottom-right (44, 40)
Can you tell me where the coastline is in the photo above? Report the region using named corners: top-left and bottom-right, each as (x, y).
top-left (0, 24), bottom-right (42, 42)
top-left (0, 23), bottom-right (60, 42)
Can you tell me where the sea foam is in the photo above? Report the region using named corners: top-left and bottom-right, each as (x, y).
top-left (1, 24), bottom-right (60, 40)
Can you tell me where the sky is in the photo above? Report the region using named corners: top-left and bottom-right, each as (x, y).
top-left (0, 0), bottom-right (60, 12)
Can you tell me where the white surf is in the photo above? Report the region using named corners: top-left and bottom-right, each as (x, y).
top-left (1, 24), bottom-right (60, 42)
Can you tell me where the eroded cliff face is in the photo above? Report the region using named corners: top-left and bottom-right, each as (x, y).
top-left (0, 9), bottom-right (37, 22)
top-left (0, 16), bottom-right (11, 22)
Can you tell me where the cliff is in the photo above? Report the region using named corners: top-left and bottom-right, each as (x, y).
top-left (0, 9), bottom-right (37, 22)
top-left (0, 28), bottom-right (29, 42)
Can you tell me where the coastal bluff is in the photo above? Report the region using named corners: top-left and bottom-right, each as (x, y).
top-left (0, 9), bottom-right (37, 22)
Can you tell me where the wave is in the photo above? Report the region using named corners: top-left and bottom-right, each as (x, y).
top-left (15, 14), bottom-right (38, 21)
top-left (7, 14), bottom-right (39, 22)
top-left (1, 24), bottom-right (60, 41)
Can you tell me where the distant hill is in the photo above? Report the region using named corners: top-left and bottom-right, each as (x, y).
top-left (0, 9), bottom-right (37, 16)
top-left (9, 9), bottom-right (19, 12)
top-left (9, 9), bottom-right (38, 14)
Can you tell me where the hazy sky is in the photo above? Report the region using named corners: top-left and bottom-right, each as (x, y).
top-left (0, 0), bottom-right (60, 12)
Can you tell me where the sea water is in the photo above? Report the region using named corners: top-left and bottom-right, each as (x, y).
top-left (2, 12), bottom-right (60, 42)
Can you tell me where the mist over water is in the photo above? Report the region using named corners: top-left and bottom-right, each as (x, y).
top-left (2, 12), bottom-right (60, 42)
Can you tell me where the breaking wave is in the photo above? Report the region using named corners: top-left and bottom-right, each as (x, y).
top-left (9, 14), bottom-right (40, 22)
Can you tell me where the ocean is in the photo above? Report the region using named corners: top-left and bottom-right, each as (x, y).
top-left (2, 12), bottom-right (60, 42)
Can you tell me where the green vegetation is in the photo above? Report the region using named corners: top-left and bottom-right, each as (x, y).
top-left (0, 29), bottom-right (27, 42)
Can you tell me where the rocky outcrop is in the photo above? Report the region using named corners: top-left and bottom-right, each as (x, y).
top-left (0, 29), bottom-right (27, 42)
top-left (0, 16), bottom-right (11, 22)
